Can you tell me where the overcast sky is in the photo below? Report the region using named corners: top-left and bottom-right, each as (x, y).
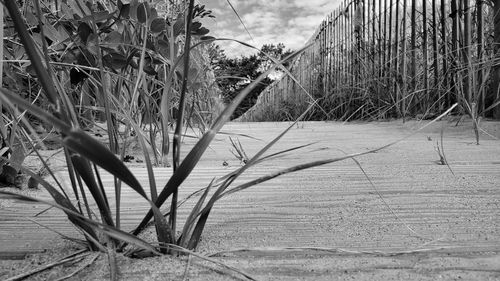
top-left (200, 0), bottom-right (342, 58)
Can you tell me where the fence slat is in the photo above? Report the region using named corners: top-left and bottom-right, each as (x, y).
top-left (423, 0), bottom-right (429, 105)
top-left (476, 0), bottom-right (484, 115)
top-left (432, 0), bottom-right (439, 94)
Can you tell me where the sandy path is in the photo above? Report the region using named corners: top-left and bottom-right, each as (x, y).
top-left (1, 119), bottom-right (499, 280)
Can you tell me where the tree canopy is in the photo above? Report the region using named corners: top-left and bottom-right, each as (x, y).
top-left (209, 43), bottom-right (293, 119)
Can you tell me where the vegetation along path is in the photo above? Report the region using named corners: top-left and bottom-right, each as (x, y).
top-left (1, 120), bottom-right (499, 280)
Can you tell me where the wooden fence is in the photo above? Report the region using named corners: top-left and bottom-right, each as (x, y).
top-left (239, 0), bottom-right (500, 121)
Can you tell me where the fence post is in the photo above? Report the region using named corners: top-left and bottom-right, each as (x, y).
top-left (394, 0), bottom-right (401, 117)
top-left (401, 0), bottom-right (408, 119)
top-left (378, 0), bottom-right (383, 79)
top-left (349, 0), bottom-right (354, 97)
top-left (334, 7), bottom-right (338, 100)
top-left (321, 19), bottom-right (326, 97)
top-left (371, 0), bottom-right (376, 78)
top-left (383, 0), bottom-right (388, 72)
top-left (432, 0), bottom-right (439, 99)
top-left (476, 0), bottom-right (485, 117)
top-left (440, 0), bottom-right (449, 110)
top-left (451, 0), bottom-right (459, 109)
top-left (410, 0), bottom-right (416, 94)
top-left (423, 0), bottom-right (429, 106)
top-left (354, 0), bottom-right (362, 95)
top-left (327, 14), bottom-right (330, 98)
top-left (462, 0), bottom-right (472, 109)
top-left (388, 0), bottom-right (393, 74)
top-left (492, 1), bottom-right (500, 119)
top-left (476, 0), bottom-right (484, 115)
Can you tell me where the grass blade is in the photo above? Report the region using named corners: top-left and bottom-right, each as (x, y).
top-left (220, 103), bottom-right (458, 199)
top-left (1, 87), bottom-right (173, 249)
top-left (1, 89), bottom-right (147, 200)
top-left (2, 0), bottom-right (59, 104)
top-left (0, 88), bottom-right (70, 131)
top-left (0, 164), bottom-right (100, 248)
top-left (163, 244), bottom-right (258, 281)
top-left (187, 104), bottom-right (317, 249)
top-left (62, 129), bottom-right (147, 197)
top-left (133, 44), bottom-right (312, 236)
top-left (71, 155), bottom-right (115, 228)
top-left (225, 0), bottom-right (254, 42)
top-left (186, 104), bottom-right (457, 248)
top-left (179, 179), bottom-right (214, 248)
top-left (171, 0), bottom-right (197, 239)
top-left (128, 118), bottom-right (174, 250)
top-left (3, 250), bottom-right (89, 281)
top-left (0, 191), bottom-right (161, 255)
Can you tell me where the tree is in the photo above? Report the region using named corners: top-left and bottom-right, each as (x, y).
top-left (210, 43), bottom-right (293, 119)
top-left (258, 43), bottom-right (294, 73)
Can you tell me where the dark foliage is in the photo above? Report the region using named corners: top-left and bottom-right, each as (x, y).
top-left (210, 43), bottom-right (293, 119)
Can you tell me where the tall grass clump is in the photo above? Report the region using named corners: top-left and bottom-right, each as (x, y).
top-left (0, 0), bottom-right (461, 279)
top-left (0, 0), bottom-right (365, 264)
top-left (0, 0), bottom-right (239, 257)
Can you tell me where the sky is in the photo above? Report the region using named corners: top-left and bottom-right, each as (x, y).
top-left (200, 0), bottom-right (342, 58)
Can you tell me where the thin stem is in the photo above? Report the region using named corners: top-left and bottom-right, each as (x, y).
top-left (170, 0), bottom-right (196, 240)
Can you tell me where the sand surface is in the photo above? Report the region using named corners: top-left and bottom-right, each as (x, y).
top-left (1, 119), bottom-right (499, 280)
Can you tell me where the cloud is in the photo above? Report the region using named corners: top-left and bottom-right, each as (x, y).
top-left (288, 14), bottom-right (326, 30)
top-left (293, 0), bottom-right (341, 12)
top-left (242, 11), bottom-right (282, 33)
top-left (201, 0), bottom-right (343, 57)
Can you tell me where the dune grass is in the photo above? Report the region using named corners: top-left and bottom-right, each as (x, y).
top-left (0, 0), bottom-right (464, 280)
top-left (239, 1), bottom-right (499, 133)
top-left (0, 0), bottom-right (315, 262)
